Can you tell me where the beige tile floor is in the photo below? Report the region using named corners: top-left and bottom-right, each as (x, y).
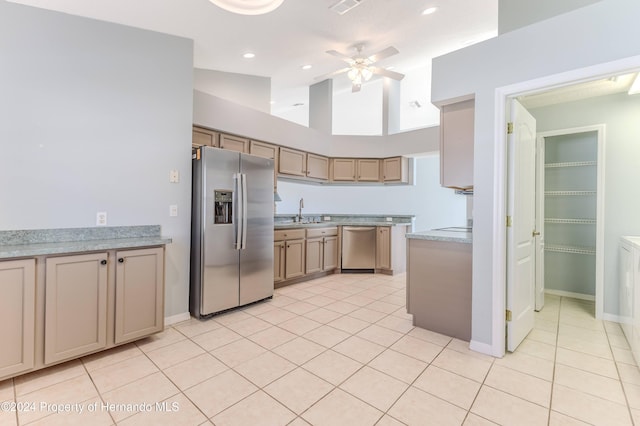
top-left (0, 273), bottom-right (638, 425)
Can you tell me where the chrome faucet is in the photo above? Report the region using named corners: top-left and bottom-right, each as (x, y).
top-left (298, 198), bottom-right (304, 222)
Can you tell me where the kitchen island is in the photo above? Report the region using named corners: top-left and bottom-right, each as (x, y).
top-left (405, 227), bottom-right (472, 341)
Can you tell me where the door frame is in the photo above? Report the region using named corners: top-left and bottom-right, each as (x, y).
top-left (536, 125), bottom-right (606, 317)
top-left (489, 54), bottom-right (640, 358)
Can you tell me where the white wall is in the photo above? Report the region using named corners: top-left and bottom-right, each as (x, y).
top-left (530, 92), bottom-right (640, 314)
top-left (431, 0), bottom-right (640, 352)
top-left (276, 155), bottom-right (467, 232)
top-left (332, 79), bottom-right (384, 136)
top-left (0, 1), bottom-right (194, 319)
top-left (498, 0), bottom-right (601, 34)
top-left (194, 68), bottom-right (271, 113)
top-left (400, 64), bottom-right (441, 131)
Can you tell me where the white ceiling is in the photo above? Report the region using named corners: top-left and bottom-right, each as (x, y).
top-left (8, 0), bottom-right (498, 116)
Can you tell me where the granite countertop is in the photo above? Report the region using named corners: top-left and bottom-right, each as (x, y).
top-left (274, 214), bottom-right (413, 229)
top-left (0, 226), bottom-right (171, 259)
top-left (406, 228), bottom-right (472, 244)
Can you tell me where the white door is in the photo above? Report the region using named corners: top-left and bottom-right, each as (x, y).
top-left (535, 136), bottom-right (545, 311)
top-left (506, 99), bottom-right (537, 352)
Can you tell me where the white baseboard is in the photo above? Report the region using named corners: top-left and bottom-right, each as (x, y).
top-left (602, 313), bottom-right (622, 323)
top-left (545, 289), bottom-right (595, 301)
top-left (469, 340), bottom-right (498, 358)
top-left (165, 312), bottom-right (191, 326)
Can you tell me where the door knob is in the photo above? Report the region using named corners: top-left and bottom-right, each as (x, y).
top-left (532, 231), bottom-right (541, 237)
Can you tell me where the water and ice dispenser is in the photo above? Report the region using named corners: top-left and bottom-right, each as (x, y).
top-left (214, 190), bottom-right (233, 224)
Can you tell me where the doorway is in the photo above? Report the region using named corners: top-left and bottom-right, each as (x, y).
top-left (503, 68), bottom-right (638, 353)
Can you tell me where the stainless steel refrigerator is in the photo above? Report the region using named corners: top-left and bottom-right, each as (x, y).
top-left (190, 146), bottom-right (274, 318)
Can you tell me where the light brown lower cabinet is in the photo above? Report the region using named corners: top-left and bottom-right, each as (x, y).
top-left (45, 252), bottom-right (109, 365)
top-left (376, 227), bottom-right (391, 270)
top-left (375, 226), bottom-right (407, 274)
top-left (0, 245), bottom-right (165, 381)
top-left (285, 239), bottom-right (305, 279)
top-left (0, 259), bottom-right (36, 378)
top-left (274, 241), bottom-right (285, 283)
top-left (114, 247), bottom-right (164, 344)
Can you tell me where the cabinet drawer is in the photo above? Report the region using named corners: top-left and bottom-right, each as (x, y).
top-left (274, 229), bottom-right (306, 241)
top-left (306, 227), bottom-right (338, 238)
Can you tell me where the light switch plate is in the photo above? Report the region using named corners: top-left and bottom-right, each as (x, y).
top-left (96, 212), bottom-right (107, 226)
top-left (169, 170), bottom-right (180, 183)
top-left (169, 205), bottom-right (178, 217)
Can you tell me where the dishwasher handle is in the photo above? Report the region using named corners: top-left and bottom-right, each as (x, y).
top-left (343, 226), bottom-right (376, 232)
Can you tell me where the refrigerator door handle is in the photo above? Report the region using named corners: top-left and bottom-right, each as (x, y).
top-left (241, 173), bottom-right (248, 250)
top-left (234, 173), bottom-right (242, 250)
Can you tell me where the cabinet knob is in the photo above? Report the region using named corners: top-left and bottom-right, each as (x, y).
top-left (118, 258), bottom-right (124, 263)
top-left (100, 259), bottom-right (107, 265)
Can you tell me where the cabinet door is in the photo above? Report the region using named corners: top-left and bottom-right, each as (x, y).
top-left (383, 157), bottom-right (408, 182)
top-left (115, 247), bottom-right (164, 344)
top-left (323, 236), bottom-right (338, 271)
top-left (251, 140), bottom-right (279, 191)
top-left (306, 154), bottom-right (329, 180)
top-left (306, 238), bottom-right (323, 274)
top-left (192, 126), bottom-right (218, 147)
top-left (220, 134), bottom-right (249, 153)
top-left (45, 253), bottom-right (108, 364)
top-left (274, 241), bottom-right (285, 283)
top-left (376, 227), bottom-right (391, 270)
top-left (0, 259), bottom-right (35, 378)
top-left (332, 158), bottom-right (356, 181)
top-left (357, 159), bottom-right (381, 182)
top-left (279, 147), bottom-right (307, 177)
top-left (440, 99), bottom-right (474, 189)
top-left (285, 239), bottom-right (305, 279)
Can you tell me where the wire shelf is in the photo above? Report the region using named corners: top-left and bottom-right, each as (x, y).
top-left (545, 218), bottom-right (596, 224)
top-left (545, 191), bottom-right (596, 196)
top-left (545, 245), bottom-right (596, 255)
top-left (545, 161), bottom-right (597, 168)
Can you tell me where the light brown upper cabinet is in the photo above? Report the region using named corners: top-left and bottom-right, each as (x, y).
top-left (250, 140), bottom-right (279, 191)
top-left (383, 157), bottom-right (409, 183)
top-left (331, 158), bottom-right (356, 181)
top-left (279, 147), bottom-right (307, 177)
top-left (357, 159), bottom-right (381, 182)
top-left (220, 134), bottom-right (249, 153)
top-left (0, 259), bottom-right (35, 379)
top-left (440, 99), bottom-right (474, 189)
top-left (306, 153), bottom-right (329, 181)
top-left (192, 126), bottom-right (219, 148)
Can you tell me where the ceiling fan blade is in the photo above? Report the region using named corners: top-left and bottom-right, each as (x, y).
top-left (326, 50), bottom-right (355, 64)
top-left (352, 83), bottom-right (362, 93)
top-left (366, 46), bottom-right (399, 63)
top-left (370, 66), bottom-right (405, 80)
top-left (314, 67), bottom-right (351, 81)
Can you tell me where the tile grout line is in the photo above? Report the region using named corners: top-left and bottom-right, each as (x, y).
top-left (603, 315), bottom-right (636, 425)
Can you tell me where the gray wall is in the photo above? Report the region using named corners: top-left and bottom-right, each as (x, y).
top-left (530, 92), bottom-right (640, 314)
top-left (499, 0), bottom-right (601, 34)
top-left (194, 68), bottom-right (271, 113)
top-left (431, 0), bottom-right (640, 352)
top-left (0, 1), bottom-right (194, 320)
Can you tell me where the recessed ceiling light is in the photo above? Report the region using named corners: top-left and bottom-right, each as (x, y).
top-left (422, 6), bottom-right (438, 15)
top-left (208, 0), bottom-right (284, 15)
top-left (301, 65), bottom-right (312, 70)
top-left (243, 52), bottom-right (255, 59)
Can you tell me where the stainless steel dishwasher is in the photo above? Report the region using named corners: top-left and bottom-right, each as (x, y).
top-left (341, 226), bottom-right (376, 271)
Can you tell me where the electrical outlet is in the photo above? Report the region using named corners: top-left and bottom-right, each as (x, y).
top-left (386, 217), bottom-right (393, 222)
top-left (96, 212), bottom-right (107, 226)
top-left (169, 170), bottom-right (180, 183)
top-left (324, 216), bottom-right (331, 221)
top-left (169, 205), bottom-right (178, 217)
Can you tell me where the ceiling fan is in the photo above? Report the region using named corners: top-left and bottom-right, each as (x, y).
top-left (316, 45), bottom-right (405, 92)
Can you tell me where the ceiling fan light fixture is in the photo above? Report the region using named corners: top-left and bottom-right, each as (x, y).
top-left (422, 6), bottom-right (438, 15)
top-left (208, 0), bottom-right (284, 15)
top-left (361, 67), bottom-right (373, 81)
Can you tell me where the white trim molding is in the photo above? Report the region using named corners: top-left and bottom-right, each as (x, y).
top-left (544, 289), bottom-right (595, 302)
top-left (165, 312), bottom-right (191, 326)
